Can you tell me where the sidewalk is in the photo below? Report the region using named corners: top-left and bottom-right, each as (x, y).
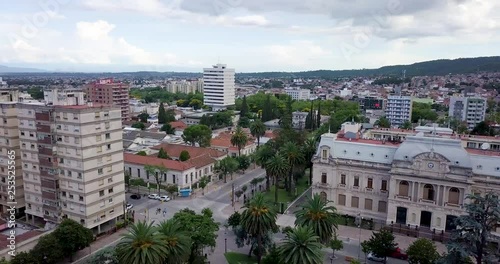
top-left (71, 228), bottom-right (128, 264)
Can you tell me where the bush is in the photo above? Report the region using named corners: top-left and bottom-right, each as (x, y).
top-left (282, 226), bottom-right (293, 235)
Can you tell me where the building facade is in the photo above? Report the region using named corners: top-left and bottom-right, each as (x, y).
top-left (449, 96), bottom-right (486, 130)
top-left (19, 90), bottom-right (125, 234)
top-left (203, 64), bottom-right (235, 111)
top-left (0, 88), bottom-right (24, 215)
top-left (166, 79), bottom-right (203, 94)
top-left (312, 131), bottom-right (500, 238)
top-left (385, 96), bottom-right (412, 127)
top-left (86, 79), bottom-right (130, 122)
top-left (285, 88), bottom-right (310, 101)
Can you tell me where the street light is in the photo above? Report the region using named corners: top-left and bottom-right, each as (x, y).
top-left (224, 238), bottom-right (227, 253)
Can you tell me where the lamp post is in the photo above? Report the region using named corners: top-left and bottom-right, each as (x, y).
top-left (224, 238), bottom-right (227, 253)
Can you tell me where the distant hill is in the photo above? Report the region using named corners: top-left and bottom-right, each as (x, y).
top-left (0, 65), bottom-right (46, 73)
top-left (236, 56), bottom-right (500, 78)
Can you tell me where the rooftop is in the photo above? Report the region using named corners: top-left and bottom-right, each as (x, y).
top-left (124, 153), bottom-right (195, 171)
top-left (151, 143), bottom-right (226, 159)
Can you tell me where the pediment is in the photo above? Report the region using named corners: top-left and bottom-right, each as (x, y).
top-left (413, 152), bottom-right (449, 163)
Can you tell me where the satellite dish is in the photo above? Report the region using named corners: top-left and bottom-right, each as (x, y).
top-left (481, 143), bottom-right (490, 150)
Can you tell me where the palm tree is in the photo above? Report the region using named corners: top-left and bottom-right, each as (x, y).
top-left (302, 137), bottom-right (318, 185)
top-left (240, 193), bottom-right (278, 264)
top-left (116, 221), bottom-right (169, 264)
top-left (295, 193), bottom-right (339, 244)
top-left (250, 120), bottom-right (266, 148)
top-left (280, 142), bottom-right (305, 193)
top-left (231, 126), bottom-right (248, 156)
top-left (265, 154), bottom-right (289, 204)
top-left (254, 144), bottom-right (276, 191)
top-left (157, 219), bottom-right (192, 264)
top-left (278, 226), bottom-right (323, 264)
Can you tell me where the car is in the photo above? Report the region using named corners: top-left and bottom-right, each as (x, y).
top-left (159, 195), bottom-right (170, 202)
top-left (148, 194), bottom-right (160, 200)
top-left (390, 247), bottom-right (408, 260)
top-left (126, 204), bottom-right (133, 211)
top-left (130, 194), bottom-right (141, 200)
top-left (367, 252), bottom-right (385, 262)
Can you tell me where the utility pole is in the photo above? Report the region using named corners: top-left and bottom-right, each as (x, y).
top-left (231, 183), bottom-right (235, 208)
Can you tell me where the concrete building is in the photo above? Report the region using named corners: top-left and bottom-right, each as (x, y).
top-left (19, 89), bottom-right (125, 234)
top-left (449, 96), bottom-right (486, 130)
top-left (86, 79), bottom-right (130, 122)
top-left (386, 96), bottom-right (412, 127)
top-left (292, 111), bottom-right (309, 129)
top-left (203, 64), bottom-right (235, 111)
top-left (166, 79), bottom-right (203, 94)
top-left (284, 87), bottom-right (310, 101)
top-left (312, 128), bottom-right (500, 239)
top-left (0, 88), bottom-right (24, 215)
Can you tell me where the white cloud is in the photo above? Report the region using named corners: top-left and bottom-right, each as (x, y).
top-left (265, 41), bottom-right (333, 68)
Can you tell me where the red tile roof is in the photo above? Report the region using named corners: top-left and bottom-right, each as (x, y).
top-left (124, 153), bottom-right (195, 171)
top-left (170, 121), bottom-right (187, 130)
top-left (466, 148), bottom-right (500, 157)
top-left (335, 137), bottom-right (402, 146)
top-left (151, 143), bottom-right (226, 158)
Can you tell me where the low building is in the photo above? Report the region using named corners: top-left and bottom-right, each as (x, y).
top-left (284, 87), bottom-right (310, 101)
top-left (123, 131), bottom-right (168, 153)
top-left (210, 131), bottom-right (257, 157)
top-left (169, 121), bottom-right (187, 136)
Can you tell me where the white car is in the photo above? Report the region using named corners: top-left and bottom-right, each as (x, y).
top-left (367, 252), bottom-right (385, 262)
top-left (148, 194), bottom-right (160, 200)
top-left (126, 204), bottom-right (133, 211)
top-left (159, 195), bottom-right (170, 202)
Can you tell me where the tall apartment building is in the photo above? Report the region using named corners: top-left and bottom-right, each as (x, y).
top-left (203, 64), bottom-right (235, 111)
top-left (86, 79), bottom-right (130, 122)
top-left (19, 89), bottom-right (125, 233)
top-left (0, 88), bottom-right (24, 214)
top-left (166, 79), bottom-right (203, 94)
top-left (385, 96), bottom-right (412, 127)
top-left (449, 96), bottom-right (486, 130)
top-left (285, 87), bottom-right (310, 101)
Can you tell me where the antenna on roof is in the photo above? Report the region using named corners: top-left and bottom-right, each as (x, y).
top-left (328, 124), bottom-right (331, 133)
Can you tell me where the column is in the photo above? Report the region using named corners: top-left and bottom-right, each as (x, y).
top-left (435, 185), bottom-right (441, 206)
top-left (413, 182), bottom-right (420, 202)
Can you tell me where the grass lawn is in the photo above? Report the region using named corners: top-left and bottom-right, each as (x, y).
top-left (224, 252), bottom-right (258, 264)
top-left (261, 173), bottom-right (310, 212)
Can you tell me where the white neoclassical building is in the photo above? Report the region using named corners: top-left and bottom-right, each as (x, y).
top-left (312, 129), bottom-right (500, 239)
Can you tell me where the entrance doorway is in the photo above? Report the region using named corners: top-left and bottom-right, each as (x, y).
top-left (445, 215), bottom-right (458, 231)
top-left (396, 207), bottom-right (407, 225)
top-left (420, 211), bottom-right (432, 227)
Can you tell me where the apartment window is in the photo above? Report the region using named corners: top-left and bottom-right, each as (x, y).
top-left (74, 138), bottom-right (80, 144)
top-left (108, 188), bottom-right (113, 194)
top-left (367, 178), bottom-right (373, 189)
top-left (322, 149), bottom-right (328, 159)
top-left (63, 125), bottom-right (68, 131)
top-left (109, 209), bottom-right (114, 214)
top-left (378, 201), bottom-right (387, 213)
top-left (77, 173), bottom-right (82, 179)
top-left (78, 183), bottom-right (83, 190)
top-left (381, 180), bottom-right (388, 191)
top-left (109, 198), bottom-right (113, 203)
top-left (61, 191), bottom-right (66, 197)
top-left (106, 155), bottom-right (112, 161)
top-left (353, 176), bottom-right (359, 187)
top-left (99, 179), bottom-right (104, 186)
top-left (96, 146), bottom-right (102, 153)
top-left (105, 133), bottom-right (110, 139)
top-left (98, 168), bottom-right (103, 175)
top-left (99, 190), bottom-right (105, 197)
top-left (106, 144), bottom-right (111, 150)
top-left (104, 112), bottom-right (109, 117)
top-left (69, 194), bottom-right (74, 199)
top-left (96, 135), bottom-right (102, 142)
top-left (338, 194), bottom-right (346, 206)
top-left (321, 173), bottom-right (327, 184)
top-left (66, 170), bottom-right (72, 177)
top-left (79, 196), bottom-right (83, 202)
top-left (108, 177), bottom-right (113, 183)
top-left (107, 166), bottom-right (112, 172)
top-left (365, 199), bottom-right (373, 210)
top-left (105, 122), bottom-right (110, 128)
top-left (97, 157), bottom-right (103, 164)
top-left (351, 196), bottom-right (359, 208)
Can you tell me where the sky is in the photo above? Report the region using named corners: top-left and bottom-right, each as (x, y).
top-left (0, 0), bottom-right (499, 72)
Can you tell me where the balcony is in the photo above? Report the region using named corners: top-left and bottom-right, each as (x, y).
top-left (395, 195), bottom-right (411, 200)
top-left (38, 147), bottom-right (53, 156)
top-left (37, 137), bottom-right (54, 145)
top-left (41, 179), bottom-right (56, 189)
top-left (36, 124), bottom-right (51, 133)
top-left (39, 159), bottom-right (57, 168)
top-left (42, 204), bottom-right (60, 213)
top-left (44, 214), bottom-right (59, 223)
top-left (315, 182), bottom-right (330, 189)
top-left (42, 190), bottom-right (57, 200)
top-left (35, 112), bottom-right (51, 121)
top-left (419, 198), bottom-right (436, 205)
top-left (445, 202), bottom-right (462, 208)
top-left (40, 170), bottom-right (56, 177)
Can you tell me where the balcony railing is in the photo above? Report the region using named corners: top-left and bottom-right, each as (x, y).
top-left (38, 147), bottom-right (53, 156)
top-left (35, 112), bottom-right (51, 121)
top-left (42, 190), bottom-right (57, 200)
top-left (316, 182), bottom-right (330, 189)
top-left (44, 214), bottom-right (59, 222)
top-left (445, 202), bottom-right (462, 208)
top-left (39, 159), bottom-right (57, 168)
top-left (36, 124), bottom-right (51, 133)
top-left (37, 137), bottom-right (54, 145)
top-left (41, 179), bottom-right (56, 189)
top-left (395, 195), bottom-right (411, 200)
top-left (419, 198), bottom-right (436, 205)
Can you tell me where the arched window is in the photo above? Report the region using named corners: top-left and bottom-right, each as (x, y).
top-left (423, 184), bottom-right (435, 201)
top-left (320, 192), bottom-right (327, 203)
top-left (399, 181), bottom-right (409, 196)
top-left (448, 187), bottom-right (460, 205)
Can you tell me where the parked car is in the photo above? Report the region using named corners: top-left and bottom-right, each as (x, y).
top-left (159, 195), bottom-right (170, 202)
top-left (367, 252), bottom-right (385, 262)
top-left (390, 247), bottom-right (408, 260)
top-left (126, 204), bottom-right (133, 211)
top-left (148, 194), bottom-right (160, 200)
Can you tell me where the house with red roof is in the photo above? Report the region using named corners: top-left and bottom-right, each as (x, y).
top-left (210, 131), bottom-right (257, 157)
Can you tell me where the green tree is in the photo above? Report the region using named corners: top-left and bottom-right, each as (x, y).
top-left (172, 208), bottom-right (219, 263)
top-left (471, 121), bottom-right (493, 136)
top-left (240, 95), bottom-right (249, 118)
top-left (182, 124), bottom-right (212, 147)
top-left (138, 112), bottom-right (149, 123)
top-left (179, 150), bottom-right (190, 161)
top-left (250, 119), bottom-right (266, 148)
top-left (280, 142), bottom-right (305, 193)
top-left (278, 226), bottom-right (323, 264)
top-left (401, 120), bottom-right (413, 130)
top-left (197, 176), bottom-right (209, 195)
top-left (254, 144), bottom-right (276, 190)
top-left (262, 94), bottom-right (274, 122)
top-left (316, 101), bottom-right (321, 129)
top-left (157, 219), bottom-right (192, 263)
top-left (116, 221), bottom-right (168, 264)
top-left (228, 211), bottom-right (241, 228)
top-left (215, 156), bottom-right (239, 183)
top-left (302, 137), bottom-right (317, 185)
top-left (158, 102), bottom-right (167, 124)
top-left (165, 109), bottom-right (177, 123)
top-left (238, 116), bottom-right (250, 128)
top-left (157, 147), bottom-right (169, 159)
top-left (236, 155), bottom-right (251, 172)
top-left (231, 126), bottom-right (248, 156)
top-left (240, 193), bottom-right (278, 264)
top-left (265, 154), bottom-right (289, 203)
top-left (124, 170), bottom-right (131, 191)
top-left (165, 184), bottom-right (178, 199)
top-left (137, 151), bottom-right (147, 156)
top-left (375, 116), bottom-right (391, 128)
top-left (160, 123), bottom-right (175, 134)
top-left (279, 97), bottom-right (293, 130)
top-left (189, 99), bottom-right (203, 110)
top-left (295, 193), bottom-right (339, 244)
top-left (52, 219), bottom-right (93, 261)
top-left (262, 244), bottom-right (281, 264)
top-left (132, 122), bottom-right (146, 130)
top-left (84, 247), bottom-right (119, 264)
top-left (129, 178), bottom-right (145, 194)
top-left (329, 235), bottom-right (343, 258)
top-left (27, 87), bottom-right (44, 100)
top-left (406, 238), bottom-right (440, 264)
top-left (364, 229), bottom-right (398, 263)
top-left (31, 233), bottom-right (65, 264)
top-left (11, 251), bottom-right (38, 264)
top-left (445, 192), bottom-right (500, 264)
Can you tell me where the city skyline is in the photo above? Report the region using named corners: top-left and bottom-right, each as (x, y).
top-left (1, 0), bottom-right (499, 72)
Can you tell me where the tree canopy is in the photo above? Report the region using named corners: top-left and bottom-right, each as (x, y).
top-left (182, 124), bottom-right (212, 147)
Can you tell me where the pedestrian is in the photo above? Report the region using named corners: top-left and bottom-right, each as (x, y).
top-left (162, 209), bottom-right (166, 217)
